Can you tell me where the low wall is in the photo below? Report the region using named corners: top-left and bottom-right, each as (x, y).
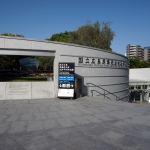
top-left (0, 81), bottom-right (55, 100)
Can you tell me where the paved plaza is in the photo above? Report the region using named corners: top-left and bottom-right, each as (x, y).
top-left (0, 97), bottom-right (150, 150)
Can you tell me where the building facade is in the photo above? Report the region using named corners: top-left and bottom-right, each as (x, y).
top-left (144, 46), bottom-right (150, 61)
top-left (126, 44), bottom-right (150, 61)
top-left (129, 68), bottom-right (150, 102)
top-left (126, 44), bottom-right (144, 59)
top-left (0, 36), bottom-right (129, 101)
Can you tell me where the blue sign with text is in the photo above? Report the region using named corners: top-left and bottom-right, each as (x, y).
top-left (58, 76), bottom-right (74, 81)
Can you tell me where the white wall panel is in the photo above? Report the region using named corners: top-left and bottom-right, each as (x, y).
top-left (130, 68), bottom-right (150, 81)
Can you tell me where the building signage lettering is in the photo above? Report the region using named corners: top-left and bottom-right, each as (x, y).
top-left (78, 57), bottom-right (128, 68)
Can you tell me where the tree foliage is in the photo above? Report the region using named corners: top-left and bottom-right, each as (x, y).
top-left (70, 21), bottom-right (114, 50)
top-left (129, 57), bottom-right (149, 68)
top-left (0, 55), bottom-right (22, 70)
top-left (46, 31), bottom-right (70, 43)
top-left (35, 56), bottom-right (54, 70)
top-left (46, 21), bottom-right (115, 51)
top-left (0, 55), bottom-right (54, 71)
top-left (0, 33), bottom-right (15, 37)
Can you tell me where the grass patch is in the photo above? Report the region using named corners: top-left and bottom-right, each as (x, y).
top-left (0, 76), bottom-right (53, 82)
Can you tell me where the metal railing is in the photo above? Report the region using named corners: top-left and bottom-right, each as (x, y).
top-left (86, 83), bottom-right (129, 101)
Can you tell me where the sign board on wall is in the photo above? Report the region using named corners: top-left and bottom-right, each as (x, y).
top-left (78, 57), bottom-right (129, 68)
top-left (57, 62), bottom-right (75, 98)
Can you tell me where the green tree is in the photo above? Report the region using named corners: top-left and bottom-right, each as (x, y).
top-left (0, 55), bottom-right (54, 71)
top-left (37, 56), bottom-right (54, 70)
top-left (0, 33), bottom-right (15, 37)
top-left (46, 21), bottom-right (115, 51)
top-left (129, 57), bottom-right (149, 68)
top-left (70, 21), bottom-right (114, 50)
top-left (0, 55), bottom-right (22, 70)
top-left (46, 31), bottom-right (71, 43)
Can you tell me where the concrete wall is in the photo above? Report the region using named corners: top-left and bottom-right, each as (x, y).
top-left (0, 36), bottom-right (129, 101)
top-left (0, 82), bottom-right (54, 100)
top-left (0, 36), bottom-right (56, 56)
top-left (130, 68), bottom-right (150, 81)
top-left (54, 44), bottom-right (129, 101)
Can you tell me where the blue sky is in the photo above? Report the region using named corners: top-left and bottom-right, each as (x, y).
top-left (0, 0), bottom-right (150, 55)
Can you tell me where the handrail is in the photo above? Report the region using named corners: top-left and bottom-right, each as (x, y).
top-left (119, 92), bottom-right (130, 102)
top-left (91, 90), bottom-right (111, 100)
top-left (86, 83), bottom-right (129, 101)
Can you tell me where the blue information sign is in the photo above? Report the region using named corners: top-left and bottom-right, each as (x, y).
top-left (58, 76), bottom-right (74, 81)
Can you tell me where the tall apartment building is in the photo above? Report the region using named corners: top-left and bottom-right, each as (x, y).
top-left (144, 46), bottom-right (150, 61)
top-left (126, 44), bottom-right (144, 59)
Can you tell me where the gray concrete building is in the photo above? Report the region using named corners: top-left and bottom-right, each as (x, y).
top-left (126, 44), bottom-right (144, 59)
top-left (0, 36), bottom-right (129, 101)
top-left (126, 44), bottom-right (150, 62)
top-left (144, 46), bottom-right (150, 61)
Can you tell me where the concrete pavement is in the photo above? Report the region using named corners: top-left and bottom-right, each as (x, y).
top-left (0, 97), bottom-right (150, 150)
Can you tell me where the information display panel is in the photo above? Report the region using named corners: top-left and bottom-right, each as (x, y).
top-left (57, 62), bottom-right (75, 98)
